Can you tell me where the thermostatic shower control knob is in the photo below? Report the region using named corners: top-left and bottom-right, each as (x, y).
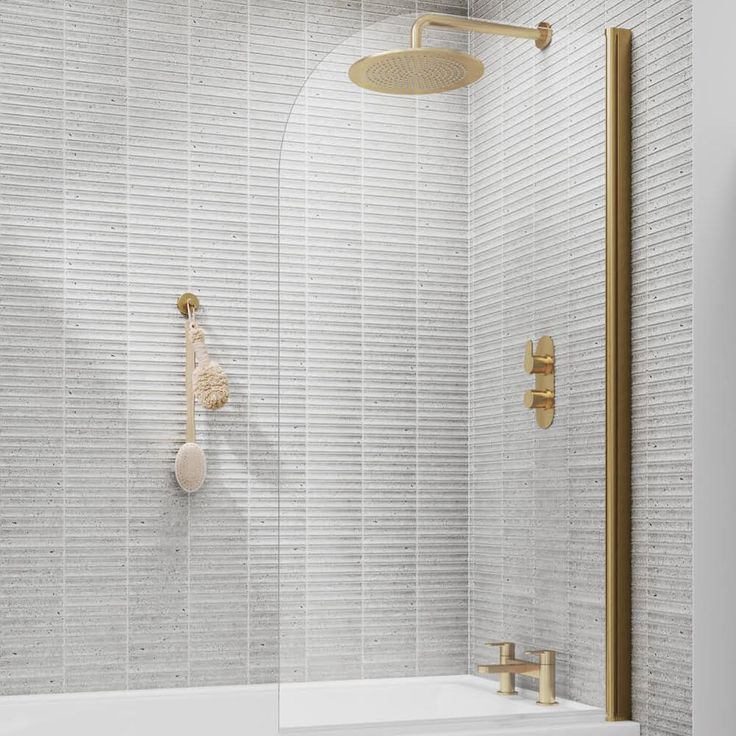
top-left (524, 389), bottom-right (555, 410)
top-left (523, 336), bottom-right (555, 429)
top-left (524, 340), bottom-right (554, 374)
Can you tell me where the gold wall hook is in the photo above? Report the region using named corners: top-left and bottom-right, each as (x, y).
top-left (524, 336), bottom-right (555, 428)
top-left (177, 292), bottom-right (200, 316)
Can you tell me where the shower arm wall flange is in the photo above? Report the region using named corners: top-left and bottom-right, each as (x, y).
top-left (411, 14), bottom-right (552, 50)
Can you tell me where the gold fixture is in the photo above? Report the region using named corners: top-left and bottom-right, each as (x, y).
top-left (478, 642), bottom-right (557, 706)
top-left (483, 642), bottom-right (518, 695)
top-left (349, 48), bottom-right (485, 95)
top-left (523, 336), bottom-right (555, 428)
top-left (409, 15), bottom-right (551, 50)
top-left (177, 291), bottom-right (200, 316)
top-left (524, 389), bottom-right (554, 410)
top-left (348, 14), bottom-right (551, 95)
top-left (605, 27), bottom-right (632, 723)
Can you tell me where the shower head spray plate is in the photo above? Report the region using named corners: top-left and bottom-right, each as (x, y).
top-left (348, 47), bottom-right (484, 95)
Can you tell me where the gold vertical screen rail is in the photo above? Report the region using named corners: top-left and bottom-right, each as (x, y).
top-left (605, 27), bottom-right (632, 722)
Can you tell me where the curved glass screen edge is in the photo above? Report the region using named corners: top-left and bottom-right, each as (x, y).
top-left (277, 10), bottom-right (607, 733)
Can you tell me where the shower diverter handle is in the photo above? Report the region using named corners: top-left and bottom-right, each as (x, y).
top-left (524, 339), bottom-right (554, 374)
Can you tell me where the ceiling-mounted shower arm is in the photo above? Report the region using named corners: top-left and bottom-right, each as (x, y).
top-left (410, 14), bottom-right (552, 50)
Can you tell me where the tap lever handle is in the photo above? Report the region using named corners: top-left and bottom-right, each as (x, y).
top-left (524, 389), bottom-right (554, 410)
top-left (485, 641), bottom-right (515, 659)
top-left (525, 649), bottom-right (556, 665)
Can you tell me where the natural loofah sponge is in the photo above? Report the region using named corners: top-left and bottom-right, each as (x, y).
top-left (190, 323), bottom-right (229, 410)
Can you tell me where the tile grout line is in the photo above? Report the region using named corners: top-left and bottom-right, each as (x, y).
top-left (467, 0), bottom-right (472, 675)
top-left (414, 0), bottom-right (420, 678)
top-left (245, 0), bottom-right (251, 686)
top-left (124, 0), bottom-right (131, 691)
top-left (644, 0), bottom-right (652, 724)
top-left (360, 0), bottom-right (366, 683)
top-left (61, 0), bottom-right (67, 692)
top-left (469, 2), bottom-right (477, 659)
top-left (186, 0), bottom-right (192, 688)
top-left (304, 0), bottom-right (310, 682)
top-left (565, 10), bottom-right (571, 697)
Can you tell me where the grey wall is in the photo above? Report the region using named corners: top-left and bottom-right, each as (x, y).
top-left (0, 0), bottom-right (291, 693)
top-left (468, 1), bottom-right (693, 735)
top-left (468, 0), bottom-right (608, 707)
top-left (278, 10), bottom-right (469, 682)
top-left (1, 1), bottom-right (694, 732)
top-left (0, 0), bottom-right (469, 695)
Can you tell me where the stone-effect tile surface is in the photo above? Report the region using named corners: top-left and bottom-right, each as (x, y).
top-left (0, 0), bottom-right (469, 694)
top-left (278, 8), bottom-right (470, 683)
top-left (0, 2), bottom-right (692, 733)
top-left (0, 0), bottom-right (291, 693)
top-left (468, 2), bottom-right (692, 735)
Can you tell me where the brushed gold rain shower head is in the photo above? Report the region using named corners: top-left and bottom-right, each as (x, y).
top-left (348, 14), bottom-right (552, 95)
top-left (349, 47), bottom-right (484, 95)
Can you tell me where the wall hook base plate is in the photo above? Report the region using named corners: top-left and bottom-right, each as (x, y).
top-left (177, 292), bottom-right (200, 316)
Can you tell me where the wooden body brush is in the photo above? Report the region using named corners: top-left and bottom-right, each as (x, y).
top-left (175, 296), bottom-right (206, 493)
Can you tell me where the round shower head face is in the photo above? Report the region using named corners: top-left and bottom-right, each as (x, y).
top-left (348, 47), bottom-right (484, 95)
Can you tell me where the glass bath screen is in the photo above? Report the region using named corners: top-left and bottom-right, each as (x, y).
top-left (277, 7), bottom-right (607, 730)
top-left (278, 7), bottom-right (469, 694)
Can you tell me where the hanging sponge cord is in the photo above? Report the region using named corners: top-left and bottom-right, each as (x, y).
top-left (190, 322), bottom-right (229, 410)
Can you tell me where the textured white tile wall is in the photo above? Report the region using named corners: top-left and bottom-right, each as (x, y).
top-left (468, 2), bottom-right (692, 735)
top-left (0, 0), bottom-right (469, 694)
top-left (468, 0), bottom-right (608, 707)
top-left (0, 1), bottom-right (693, 730)
top-left (277, 7), bottom-right (470, 683)
top-left (0, 0), bottom-right (289, 693)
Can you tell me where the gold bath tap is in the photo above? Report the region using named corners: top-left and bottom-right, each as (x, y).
top-left (477, 642), bottom-right (558, 706)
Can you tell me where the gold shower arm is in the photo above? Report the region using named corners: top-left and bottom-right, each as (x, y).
top-left (411, 14), bottom-right (552, 50)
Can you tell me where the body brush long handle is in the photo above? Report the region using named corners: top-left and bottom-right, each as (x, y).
top-left (185, 321), bottom-right (195, 442)
top-left (175, 319), bottom-right (206, 493)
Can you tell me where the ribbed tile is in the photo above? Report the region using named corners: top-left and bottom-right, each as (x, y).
top-left (469, 3), bottom-right (692, 735)
top-left (279, 7), bottom-right (469, 682)
top-left (1, 0), bottom-right (470, 695)
top-left (2, 2), bottom-right (692, 727)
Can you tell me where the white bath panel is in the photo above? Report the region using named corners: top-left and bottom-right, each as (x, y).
top-left (0, 676), bottom-right (639, 736)
top-left (0, 684), bottom-right (279, 736)
top-left (279, 675), bottom-right (640, 736)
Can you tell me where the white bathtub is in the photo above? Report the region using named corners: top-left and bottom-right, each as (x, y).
top-left (0, 683), bottom-right (279, 736)
top-left (280, 676), bottom-right (640, 736)
top-left (0, 675), bottom-right (639, 736)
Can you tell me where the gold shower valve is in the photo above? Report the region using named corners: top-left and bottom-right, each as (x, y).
top-left (524, 340), bottom-right (554, 374)
top-left (524, 336), bottom-right (555, 429)
top-left (524, 389), bottom-right (554, 410)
